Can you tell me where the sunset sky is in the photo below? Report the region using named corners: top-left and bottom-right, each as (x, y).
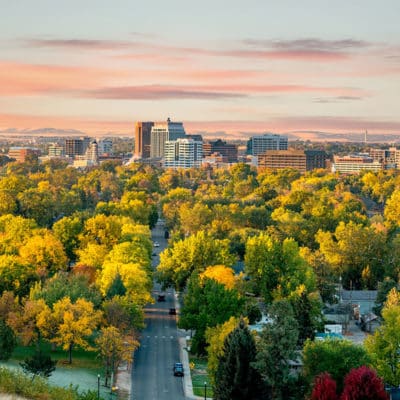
top-left (1, 0), bottom-right (400, 139)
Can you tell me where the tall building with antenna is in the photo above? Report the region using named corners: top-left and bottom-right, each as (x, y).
top-left (364, 130), bottom-right (368, 144)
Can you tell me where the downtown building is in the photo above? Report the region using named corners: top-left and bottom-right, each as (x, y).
top-left (164, 137), bottom-right (203, 169)
top-left (150, 118), bottom-right (186, 159)
top-left (247, 133), bottom-right (288, 156)
top-left (64, 137), bottom-right (91, 158)
top-left (134, 122), bottom-right (154, 159)
top-left (332, 154), bottom-right (383, 174)
top-left (258, 149), bottom-right (327, 173)
top-left (203, 139), bottom-right (238, 163)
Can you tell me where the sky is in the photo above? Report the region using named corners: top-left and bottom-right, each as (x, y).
top-left (1, 0), bottom-right (400, 139)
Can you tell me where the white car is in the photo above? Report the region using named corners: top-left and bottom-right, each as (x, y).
top-left (153, 241), bottom-right (160, 247)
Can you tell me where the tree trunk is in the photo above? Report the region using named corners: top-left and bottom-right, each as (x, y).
top-left (68, 343), bottom-right (73, 364)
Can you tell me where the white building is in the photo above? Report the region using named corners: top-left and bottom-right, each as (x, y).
top-left (164, 138), bottom-right (203, 169)
top-left (332, 154), bottom-right (382, 174)
top-left (97, 138), bottom-right (113, 155)
top-left (249, 133), bottom-right (288, 156)
top-left (150, 118), bottom-right (186, 158)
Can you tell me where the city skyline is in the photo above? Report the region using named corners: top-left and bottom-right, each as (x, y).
top-left (1, 0), bottom-right (400, 139)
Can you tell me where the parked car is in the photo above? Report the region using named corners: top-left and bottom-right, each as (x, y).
top-left (169, 308), bottom-right (176, 315)
top-left (157, 294), bottom-right (166, 302)
top-left (153, 241), bottom-right (160, 247)
top-left (173, 362), bottom-right (184, 377)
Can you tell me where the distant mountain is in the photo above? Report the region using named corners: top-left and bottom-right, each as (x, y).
top-left (285, 130), bottom-right (400, 143)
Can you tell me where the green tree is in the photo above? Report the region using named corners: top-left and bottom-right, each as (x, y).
top-left (373, 278), bottom-right (397, 316)
top-left (106, 273), bottom-right (127, 299)
top-left (0, 319), bottom-right (17, 360)
top-left (254, 300), bottom-right (299, 400)
top-left (303, 339), bottom-right (371, 393)
top-left (156, 230), bottom-right (235, 290)
top-left (20, 351), bottom-right (57, 379)
top-left (365, 288), bottom-right (400, 386)
top-left (214, 319), bottom-right (263, 400)
top-left (179, 276), bottom-right (244, 354)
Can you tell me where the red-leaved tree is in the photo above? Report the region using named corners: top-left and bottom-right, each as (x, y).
top-left (311, 372), bottom-right (338, 400)
top-left (341, 366), bottom-right (388, 400)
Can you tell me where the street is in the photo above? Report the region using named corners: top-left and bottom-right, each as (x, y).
top-left (130, 221), bottom-right (186, 400)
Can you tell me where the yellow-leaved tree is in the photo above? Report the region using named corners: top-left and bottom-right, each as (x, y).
top-left (39, 297), bottom-right (102, 363)
top-left (205, 316), bottom-right (246, 386)
top-left (200, 265), bottom-right (236, 290)
top-left (95, 326), bottom-right (139, 387)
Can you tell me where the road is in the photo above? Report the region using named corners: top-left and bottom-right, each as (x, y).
top-left (130, 220), bottom-right (186, 400)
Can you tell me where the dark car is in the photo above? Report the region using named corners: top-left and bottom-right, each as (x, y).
top-left (169, 308), bottom-right (176, 315)
top-left (173, 362), bottom-right (184, 377)
top-left (157, 294), bottom-right (166, 302)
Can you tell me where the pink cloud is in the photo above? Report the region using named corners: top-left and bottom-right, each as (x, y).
top-left (0, 61), bottom-right (129, 96)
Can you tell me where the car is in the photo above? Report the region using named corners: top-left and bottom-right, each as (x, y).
top-left (153, 241), bottom-right (160, 247)
top-left (169, 308), bottom-right (176, 315)
top-left (173, 362), bottom-right (184, 377)
top-left (157, 294), bottom-right (166, 302)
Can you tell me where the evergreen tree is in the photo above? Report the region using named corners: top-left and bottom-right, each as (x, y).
top-left (214, 319), bottom-right (264, 400)
top-left (106, 272), bottom-right (127, 299)
top-left (254, 300), bottom-right (299, 400)
top-left (20, 351), bottom-right (57, 379)
top-left (0, 319), bottom-right (16, 360)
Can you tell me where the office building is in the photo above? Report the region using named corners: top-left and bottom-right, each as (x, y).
top-left (248, 134), bottom-right (288, 156)
top-left (8, 147), bottom-right (40, 162)
top-left (332, 154), bottom-right (383, 174)
top-left (203, 139), bottom-right (238, 163)
top-left (150, 118), bottom-right (186, 159)
top-left (48, 143), bottom-right (64, 157)
top-left (164, 137), bottom-right (203, 169)
top-left (257, 150), bottom-right (327, 173)
top-left (134, 122), bottom-right (154, 159)
top-left (97, 138), bottom-right (113, 155)
top-left (65, 137), bottom-right (91, 158)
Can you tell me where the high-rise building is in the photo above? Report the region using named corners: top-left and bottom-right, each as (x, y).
top-left (150, 118), bottom-right (186, 159)
top-left (248, 134), bottom-right (288, 156)
top-left (134, 122), bottom-right (154, 159)
top-left (164, 137), bottom-right (203, 169)
top-left (65, 137), bottom-right (91, 158)
top-left (257, 149), bottom-right (326, 172)
top-left (203, 139), bottom-right (238, 162)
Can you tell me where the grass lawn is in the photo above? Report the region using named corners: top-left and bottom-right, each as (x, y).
top-left (189, 356), bottom-right (214, 398)
top-left (0, 343), bottom-right (110, 397)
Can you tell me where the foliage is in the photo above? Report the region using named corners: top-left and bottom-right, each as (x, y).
top-left (205, 316), bottom-right (242, 385)
top-left (200, 265), bottom-right (236, 289)
top-left (0, 319), bottom-right (16, 360)
top-left (374, 277), bottom-right (397, 316)
top-left (20, 350), bottom-right (57, 379)
top-left (254, 300), bottom-right (299, 400)
top-left (157, 230), bottom-right (236, 290)
top-left (340, 366), bottom-right (388, 400)
top-left (303, 339), bottom-right (371, 392)
top-left (311, 372), bottom-right (338, 400)
top-left (245, 233), bottom-right (316, 303)
top-left (95, 326), bottom-right (138, 387)
top-left (37, 297), bottom-right (102, 364)
top-left (214, 319), bottom-right (264, 400)
top-left (32, 273), bottom-right (102, 308)
top-left (365, 289), bottom-right (400, 386)
top-left (316, 221), bottom-right (387, 289)
top-left (179, 275), bottom-right (244, 354)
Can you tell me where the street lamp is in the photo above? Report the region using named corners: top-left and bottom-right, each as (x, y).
top-left (97, 374), bottom-right (100, 400)
top-left (204, 381), bottom-right (207, 400)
